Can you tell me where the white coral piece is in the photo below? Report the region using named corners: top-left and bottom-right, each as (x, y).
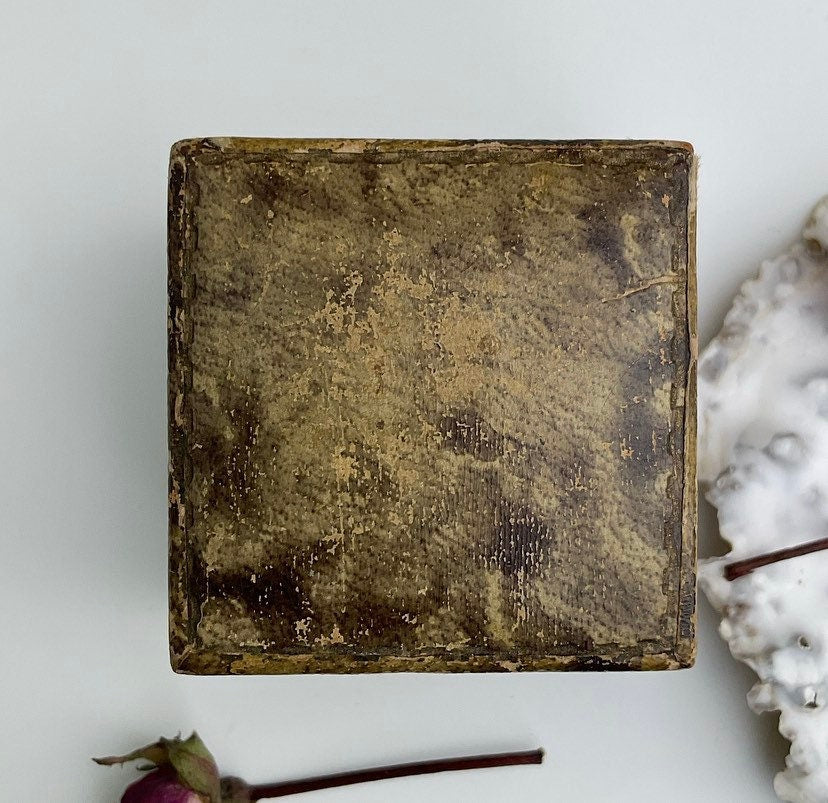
top-left (700, 198), bottom-right (828, 803)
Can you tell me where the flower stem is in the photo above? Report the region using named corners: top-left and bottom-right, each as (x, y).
top-left (724, 536), bottom-right (828, 581)
top-left (247, 749), bottom-right (544, 799)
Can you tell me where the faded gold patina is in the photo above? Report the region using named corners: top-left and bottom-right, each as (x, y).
top-left (168, 139), bottom-right (697, 674)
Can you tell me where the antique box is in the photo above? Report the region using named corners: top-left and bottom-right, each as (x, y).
top-left (168, 139), bottom-right (696, 674)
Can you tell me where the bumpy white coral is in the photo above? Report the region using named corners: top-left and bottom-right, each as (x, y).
top-left (700, 199), bottom-right (828, 803)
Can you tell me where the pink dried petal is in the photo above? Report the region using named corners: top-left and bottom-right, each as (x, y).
top-left (121, 767), bottom-right (204, 803)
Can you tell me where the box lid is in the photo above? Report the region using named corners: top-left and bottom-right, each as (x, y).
top-left (168, 139), bottom-right (696, 673)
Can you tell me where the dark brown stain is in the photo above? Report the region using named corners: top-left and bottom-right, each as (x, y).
top-left (189, 382), bottom-right (265, 525)
top-left (210, 560), bottom-right (310, 644)
top-left (488, 496), bottom-right (555, 577)
top-left (245, 161), bottom-right (350, 223)
top-left (579, 202), bottom-right (633, 287)
top-left (438, 409), bottom-right (504, 462)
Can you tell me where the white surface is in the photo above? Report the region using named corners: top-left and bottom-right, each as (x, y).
top-left (2, 2), bottom-right (828, 801)
top-left (698, 204), bottom-right (828, 803)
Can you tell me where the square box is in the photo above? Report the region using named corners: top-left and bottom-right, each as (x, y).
top-left (168, 139), bottom-right (696, 673)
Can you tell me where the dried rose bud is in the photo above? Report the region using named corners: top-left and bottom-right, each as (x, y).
top-left (94, 733), bottom-right (222, 803)
top-left (121, 766), bottom-right (204, 802)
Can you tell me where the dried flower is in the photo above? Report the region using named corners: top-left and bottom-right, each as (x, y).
top-left (95, 733), bottom-right (543, 801)
top-left (94, 733), bottom-right (222, 803)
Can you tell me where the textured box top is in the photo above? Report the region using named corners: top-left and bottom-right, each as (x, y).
top-left (168, 139), bottom-right (696, 674)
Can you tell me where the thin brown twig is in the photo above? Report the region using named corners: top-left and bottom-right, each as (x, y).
top-left (724, 536), bottom-right (828, 581)
top-left (248, 749), bottom-right (544, 799)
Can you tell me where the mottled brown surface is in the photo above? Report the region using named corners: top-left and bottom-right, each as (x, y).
top-left (168, 139), bottom-right (697, 674)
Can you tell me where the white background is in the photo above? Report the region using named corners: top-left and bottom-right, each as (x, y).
top-left (2, 2), bottom-right (828, 801)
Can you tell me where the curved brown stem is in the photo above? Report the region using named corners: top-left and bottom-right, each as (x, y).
top-left (724, 536), bottom-right (828, 581)
top-left (248, 749), bottom-right (544, 799)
